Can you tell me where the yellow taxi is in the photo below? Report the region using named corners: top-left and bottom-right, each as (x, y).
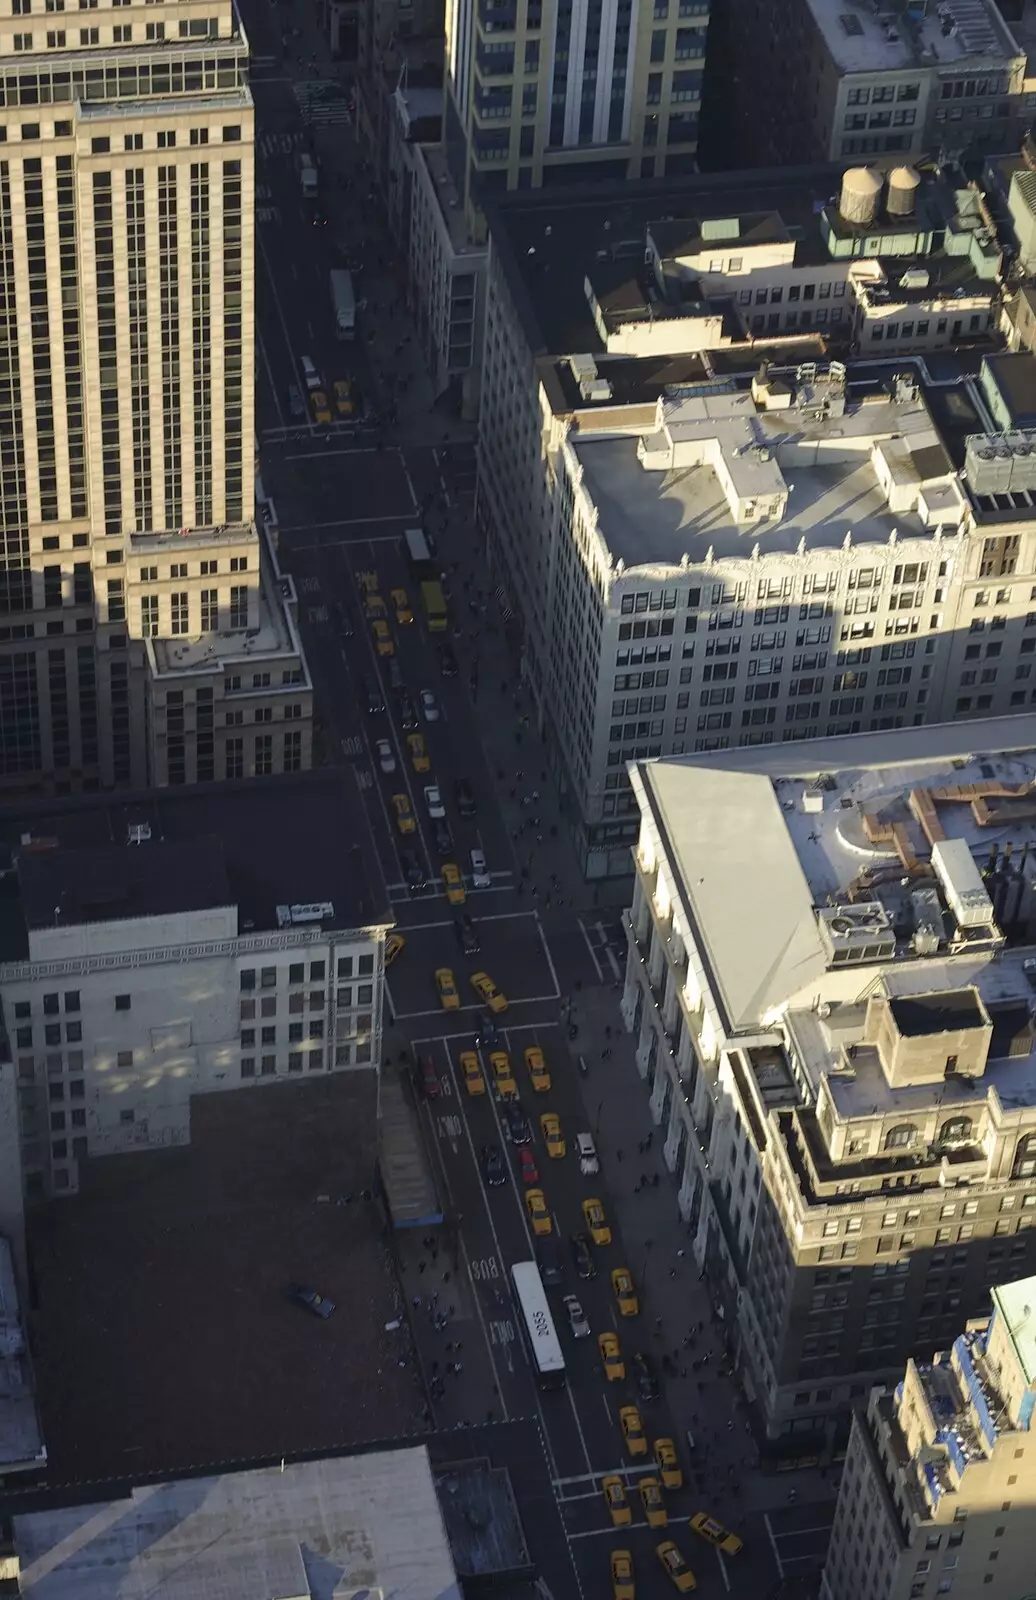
top-left (655, 1439), bottom-right (683, 1491)
top-left (311, 389), bottom-right (332, 424)
top-left (689, 1513), bottom-right (742, 1556)
top-left (363, 589), bottom-right (386, 618)
top-left (601, 1475), bottom-right (631, 1527)
top-left (460, 1050), bottom-right (484, 1097)
top-left (612, 1267), bottom-right (639, 1317)
top-left (407, 732), bottom-right (430, 772)
top-left (372, 618), bottom-right (394, 656)
top-left (442, 862), bottom-right (466, 904)
top-left (390, 587), bottom-right (413, 625)
top-left (655, 1542), bottom-right (696, 1592)
top-left (435, 967), bottom-right (460, 1010)
top-left (525, 1187), bottom-right (551, 1236)
top-left (599, 1330), bottom-right (625, 1381)
top-left (524, 1045), bottom-right (550, 1092)
top-left (384, 932), bottom-right (405, 967)
top-left (540, 1112), bottom-right (565, 1159)
top-left (582, 1196), bottom-right (612, 1246)
top-left (391, 793), bottom-right (415, 834)
top-left (611, 1549), bottom-right (635, 1600)
top-left (620, 1405), bottom-right (648, 1457)
top-left (490, 1051), bottom-right (517, 1100)
top-left (359, 569), bottom-right (379, 595)
top-left (471, 971), bottom-right (507, 1012)
top-left (639, 1477), bottom-right (667, 1529)
top-left (333, 378), bottom-right (356, 416)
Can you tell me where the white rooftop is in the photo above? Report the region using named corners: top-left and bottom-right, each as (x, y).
top-left (13, 1448), bottom-right (460, 1600)
top-left (636, 714), bottom-right (1036, 1034)
top-left (992, 1274), bottom-right (1036, 1386)
top-left (571, 379), bottom-right (964, 573)
top-left (807, 0), bottom-right (1020, 74)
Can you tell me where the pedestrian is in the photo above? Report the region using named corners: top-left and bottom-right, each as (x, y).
top-left (615, 1147), bottom-right (623, 1162)
top-left (412, 1295), bottom-right (422, 1309)
top-left (605, 1025), bottom-right (612, 1040)
top-left (651, 1173), bottom-right (660, 1187)
top-left (444, 1271), bottom-right (451, 1282)
top-left (645, 1130), bottom-right (654, 1150)
top-left (677, 1247), bottom-right (686, 1259)
top-left (655, 1315), bottom-right (663, 1329)
top-left (669, 1267), bottom-right (677, 1278)
top-left (418, 1261), bottom-right (426, 1274)
top-left (448, 1304), bottom-right (455, 1316)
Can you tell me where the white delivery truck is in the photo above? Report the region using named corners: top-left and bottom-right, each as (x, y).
top-left (330, 268), bottom-right (356, 340)
top-left (299, 152), bottom-right (318, 201)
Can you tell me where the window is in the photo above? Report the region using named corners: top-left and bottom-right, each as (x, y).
top-left (115, 993), bottom-right (130, 1011)
top-left (886, 1124), bottom-right (916, 1149)
top-left (117, 1051), bottom-right (133, 1068)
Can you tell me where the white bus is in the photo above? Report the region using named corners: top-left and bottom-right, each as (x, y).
top-left (511, 1261), bottom-right (566, 1390)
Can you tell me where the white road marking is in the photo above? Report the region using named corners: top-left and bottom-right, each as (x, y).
top-left (280, 515), bottom-right (413, 533)
top-left (399, 449), bottom-right (418, 510)
top-left (437, 1039), bottom-right (515, 1413)
top-left (534, 913), bottom-right (562, 999)
top-left (765, 1512), bottom-right (785, 1579)
top-left (579, 920), bottom-right (606, 983)
top-left (553, 1466), bottom-right (646, 1488)
top-left (394, 993), bottom-right (562, 1020)
top-left (594, 920), bottom-right (622, 980)
top-left (565, 1526), bottom-right (638, 1542)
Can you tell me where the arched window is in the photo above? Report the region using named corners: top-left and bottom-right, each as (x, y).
top-left (1013, 1133), bottom-right (1036, 1181)
top-left (939, 1116), bottom-right (972, 1145)
top-left (885, 1123), bottom-right (917, 1151)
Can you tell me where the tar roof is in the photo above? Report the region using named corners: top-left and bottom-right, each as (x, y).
top-left (12, 1448), bottom-right (460, 1600)
top-left (889, 990), bottom-right (986, 1036)
top-left (0, 771), bottom-right (390, 960)
top-left (486, 164), bottom-right (844, 356)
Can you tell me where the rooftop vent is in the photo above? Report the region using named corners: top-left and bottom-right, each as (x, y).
top-left (817, 901), bottom-right (897, 966)
top-left (126, 822), bottom-right (152, 845)
top-left (276, 901), bottom-right (335, 927)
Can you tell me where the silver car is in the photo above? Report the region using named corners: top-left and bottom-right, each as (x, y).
top-left (424, 783), bottom-right (445, 818)
top-left (563, 1293), bottom-right (591, 1339)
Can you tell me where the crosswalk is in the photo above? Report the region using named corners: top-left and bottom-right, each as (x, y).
top-left (293, 80), bottom-right (352, 126)
top-left (257, 129), bottom-right (306, 160)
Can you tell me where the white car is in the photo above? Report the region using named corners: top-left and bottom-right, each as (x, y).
top-left (563, 1294), bottom-right (591, 1339)
top-left (470, 847), bottom-right (491, 889)
top-left (424, 783), bottom-right (445, 819)
top-left (576, 1132), bottom-right (600, 1175)
top-left (420, 689), bottom-right (439, 722)
top-left (300, 354), bottom-right (321, 392)
top-left (376, 738), bottom-right (395, 774)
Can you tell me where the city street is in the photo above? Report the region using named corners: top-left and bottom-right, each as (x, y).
top-left (241, 4), bottom-right (839, 1593)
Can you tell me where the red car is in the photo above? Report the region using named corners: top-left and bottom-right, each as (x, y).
top-left (419, 1056), bottom-right (440, 1100)
top-left (518, 1146), bottom-right (539, 1184)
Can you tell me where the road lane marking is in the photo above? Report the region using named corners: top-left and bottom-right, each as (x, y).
top-left (393, 993), bottom-right (562, 1020)
top-left (578, 920), bottom-right (606, 983)
top-left (534, 912), bottom-right (562, 999)
top-left (440, 1039), bottom-right (516, 1421)
top-left (764, 1512), bottom-right (785, 1579)
top-left (399, 448), bottom-right (418, 511)
top-left (280, 515), bottom-right (412, 532)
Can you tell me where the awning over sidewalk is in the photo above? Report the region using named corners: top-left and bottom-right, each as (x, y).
top-left (378, 1069), bottom-right (443, 1228)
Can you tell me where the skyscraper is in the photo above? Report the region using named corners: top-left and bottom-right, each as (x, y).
top-left (443, 0), bottom-right (709, 218)
top-left (0, 0), bottom-right (312, 794)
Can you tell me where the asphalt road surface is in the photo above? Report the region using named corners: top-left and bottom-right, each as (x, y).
top-left (243, 19), bottom-right (829, 1598)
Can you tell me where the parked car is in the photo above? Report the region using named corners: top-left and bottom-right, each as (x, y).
top-left (655, 1541), bottom-right (696, 1592)
top-left (599, 1331), bottom-right (625, 1381)
top-left (287, 383), bottom-right (306, 419)
top-left (424, 783), bottom-right (445, 818)
top-left (571, 1232), bottom-right (596, 1280)
top-left (563, 1294), bottom-right (591, 1338)
top-left (454, 777), bottom-right (476, 816)
top-left (455, 912), bottom-right (480, 955)
top-left (400, 849), bottom-right (425, 892)
top-left (577, 1132), bottom-right (600, 1175)
top-left (518, 1146), bottom-right (539, 1184)
top-left (284, 1282), bottom-right (335, 1318)
top-left (481, 1143), bottom-right (506, 1186)
top-left (504, 1104), bottom-right (532, 1146)
top-left (384, 933), bottom-right (405, 967)
top-left (434, 818), bottom-right (454, 855)
top-left (632, 1350), bottom-right (660, 1402)
top-left (300, 354), bottom-right (321, 392)
top-left (420, 689), bottom-right (439, 722)
top-left (442, 862), bottom-right (466, 904)
top-left (471, 971), bottom-right (507, 1011)
top-left (620, 1405), bottom-right (648, 1457)
top-left (537, 1235), bottom-right (564, 1287)
top-left (363, 680), bottom-right (384, 716)
top-left (376, 738), bottom-right (395, 774)
top-left (437, 640), bottom-right (458, 677)
top-left (602, 1475), bottom-right (631, 1527)
top-left (689, 1513), bottom-right (742, 1555)
top-left (418, 1055), bottom-right (440, 1100)
top-left (470, 848), bottom-right (491, 889)
top-left (461, 1051), bottom-right (484, 1097)
top-left (399, 695), bottom-right (419, 731)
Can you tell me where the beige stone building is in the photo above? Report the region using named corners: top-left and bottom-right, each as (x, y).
top-left (821, 1273), bottom-right (1036, 1600)
top-left (622, 718), bottom-right (1036, 1447)
top-left (0, 0), bottom-right (312, 796)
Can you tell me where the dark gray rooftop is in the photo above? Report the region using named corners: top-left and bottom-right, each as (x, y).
top-left (485, 164), bottom-right (847, 356)
top-left (0, 771), bottom-right (391, 961)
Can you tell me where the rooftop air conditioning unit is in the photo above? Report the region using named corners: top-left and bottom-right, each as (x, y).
top-left (276, 901), bottom-right (335, 927)
top-left (126, 823), bottom-right (152, 845)
top-left (817, 902), bottom-right (897, 965)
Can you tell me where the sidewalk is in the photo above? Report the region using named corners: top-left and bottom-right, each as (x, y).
top-left (392, 1225), bottom-right (509, 1434)
top-left (564, 989), bottom-right (840, 1521)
